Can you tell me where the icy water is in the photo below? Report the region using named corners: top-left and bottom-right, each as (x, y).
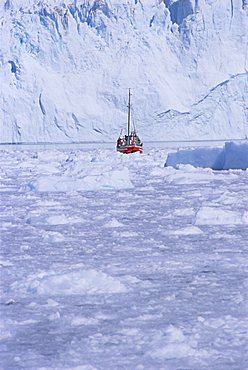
top-left (0, 139), bottom-right (242, 151)
top-left (0, 145), bottom-right (248, 370)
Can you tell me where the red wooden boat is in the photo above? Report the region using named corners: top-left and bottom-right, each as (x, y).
top-left (116, 89), bottom-right (143, 154)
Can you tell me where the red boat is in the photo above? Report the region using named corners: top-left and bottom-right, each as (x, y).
top-left (116, 89), bottom-right (143, 154)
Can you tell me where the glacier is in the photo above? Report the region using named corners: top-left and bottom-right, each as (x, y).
top-left (0, 0), bottom-right (248, 143)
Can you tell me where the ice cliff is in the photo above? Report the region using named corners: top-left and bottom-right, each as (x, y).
top-left (0, 0), bottom-right (248, 143)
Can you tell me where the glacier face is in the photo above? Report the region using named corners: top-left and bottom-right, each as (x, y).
top-left (0, 0), bottom-right (248, 143)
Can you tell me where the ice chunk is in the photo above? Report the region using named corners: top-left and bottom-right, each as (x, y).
top-left (150, 325), bottom-right (208, 359)
top-left (13, 269), bottom-right (127, 295)
top-left (28, 167), bottom-right (133, 192)
top-left (165, 142), bottom-right (248, 170)
top-left (223, 142), bottom-right (248, 170)
top-left (168, 226), bottom-right (203, 235)
top-left (195, 206), bottom-right (244, 225)
top-left (104, 218), bottom-right (125, 228)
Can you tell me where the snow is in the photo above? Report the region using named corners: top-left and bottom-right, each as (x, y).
top-left (1, 143), bottom-right (248, 369)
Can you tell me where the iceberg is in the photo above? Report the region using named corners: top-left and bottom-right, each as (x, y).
top-left (165, 142), bottom-right (248, 170)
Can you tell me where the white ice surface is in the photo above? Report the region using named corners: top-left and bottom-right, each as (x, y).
top-left (12, 268), bottom-right (127, 295)
top-left (26, 151), bottom-right (134, 192)
top-left (166, 142), bottom-right (248, 170)
top-left (0, 144), bottom-right (248, 369)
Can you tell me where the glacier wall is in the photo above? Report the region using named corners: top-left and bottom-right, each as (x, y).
top-left (0, 0), bottom-right (248, 143)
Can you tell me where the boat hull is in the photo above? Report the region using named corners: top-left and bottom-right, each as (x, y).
top-left (117, 145), bottom-right (143, 154)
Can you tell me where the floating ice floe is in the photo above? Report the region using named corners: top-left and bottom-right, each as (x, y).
top-left (150, 325), bottom-right (208, 360)
top-left (38, 365), bottom-right (97, 370)
top-left (28, 166), bottom-right (133, 192)
top-left (12, 269), bottom-right (127, 295)
top-left (70, 316), bottom-right (100, 327)
top-left (195, 206), bottom-right (248, 225)
top-left (41, 230), bottom-right (65, 242)
top-left (156, 165), bottom-right (219, 184)
top-left (174, 208), bottom-right (196, 216)
top-left (168, 226), bottom-right (203, 236)
top-left (0, 259), bottom-right (13, 268)
top-left (47, 214), bottom-right (83, 225)
top-left (26, 212), bottom-right (84, 226)
top-left (104, 218), bottom-right (125, 228)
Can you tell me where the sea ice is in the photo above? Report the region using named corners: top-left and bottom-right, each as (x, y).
top-left (1, 146), bottom-right (247, 369)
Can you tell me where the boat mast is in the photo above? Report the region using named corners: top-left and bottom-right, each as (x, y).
top-left (127, 88), bottom-right (131, 144)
